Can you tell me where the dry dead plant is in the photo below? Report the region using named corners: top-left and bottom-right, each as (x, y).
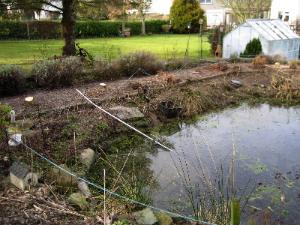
top-left (252, 55), bottom-right (268, 69)
top-left (271, 74), bottom-right (300, 100)
top-left (174, 89), bottom-right (213, 117)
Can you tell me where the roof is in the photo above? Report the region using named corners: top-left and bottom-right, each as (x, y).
top-left (245, 19), bottom-right (300, 41)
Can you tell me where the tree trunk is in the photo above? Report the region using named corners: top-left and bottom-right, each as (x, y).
top-left (140, 8), bottom-right (146, 35)
top-left (141, 16), bottom-right (146, 35)
top-left (62, 0), bottom-right (76, 56)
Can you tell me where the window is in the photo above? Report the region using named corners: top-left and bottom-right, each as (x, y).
top-left (200, 0), bottom-right (213, 4)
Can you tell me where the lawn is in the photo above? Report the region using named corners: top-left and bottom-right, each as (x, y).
top-left (0, 34), bottom-right (211, 65)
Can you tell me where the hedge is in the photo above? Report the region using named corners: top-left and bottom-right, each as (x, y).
top-left (0, 20), bottom-right (168, 39)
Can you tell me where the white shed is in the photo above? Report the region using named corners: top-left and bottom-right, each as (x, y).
top-left (223, 19), bottom-right (300, 60)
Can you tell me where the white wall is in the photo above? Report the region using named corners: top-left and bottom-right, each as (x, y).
top-left (149, 0), bottom-right (173, 15)
top-left (205, 9), bottom-right (226, 27)
top-left (270, 0), bottom-right (300, 25)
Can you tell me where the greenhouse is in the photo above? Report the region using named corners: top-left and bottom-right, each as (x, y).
top-left (223, 19), bottom-right (300, 60)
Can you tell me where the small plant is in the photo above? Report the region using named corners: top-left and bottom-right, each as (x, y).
top-left (113, 52), bottom-right (164, 77)
top-left (93, 59), bottom-right (121, 81)
top-left (252, 55), bottom-right (268, 68)
top-left (241, 38), bottom-right (262, 58)
top-left (0, 103), bottom-right (11, 128)
top-left (32, 57), bottom-right (83, 89)
top-left (0, 65), bottom-right (25, 96)
top-left (113, 220), bottom-right (131, 225)
top-left (271, 75), bottom-right (300, 100)
top-left (0, 103), bottom-right (11, 142)
top-left (289, 60), bottom-right (298, 69)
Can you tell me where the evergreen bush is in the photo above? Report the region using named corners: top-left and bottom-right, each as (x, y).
top-left (170, 0), bottom-right (205, 33)
top-left (0, 65), bottom-right (25, 96)
top-left (0, 20), bottom-right (168, 39)
top-left (241, 38), bottom-right (262, 58)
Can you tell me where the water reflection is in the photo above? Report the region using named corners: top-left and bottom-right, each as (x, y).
top-left (151, 104), bottom-right (300, 224)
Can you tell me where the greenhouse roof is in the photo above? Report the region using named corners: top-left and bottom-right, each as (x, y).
top-left (245, 19), bottom-right (300, 41)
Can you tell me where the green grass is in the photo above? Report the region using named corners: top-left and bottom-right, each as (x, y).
top-left (0, 34), bottom-right (211, 65)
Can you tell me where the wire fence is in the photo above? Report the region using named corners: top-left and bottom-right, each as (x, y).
top-left (11, 137), bottom-right (218, 225)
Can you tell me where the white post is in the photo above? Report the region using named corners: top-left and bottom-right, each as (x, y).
top-left (10, 110), bottom-right (16, 123)
top-left (103, 169), bottom-right (106, 225)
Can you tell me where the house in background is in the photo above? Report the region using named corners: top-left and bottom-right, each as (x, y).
top-left (270, 0), bottom-right (300, 32)
top-left (200, 0), bottom-right (233, 27)
top-left (223, 19), bottom-right (300, 60)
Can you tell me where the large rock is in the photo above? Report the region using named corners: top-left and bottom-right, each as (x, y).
top-left (154, 213), bottom-right (173, 225)
top-left (109, 106), bottom-right (144, 120)
top-left (68, 192), bottom-right (89, 210)
top-left (15, 119), bottom-right (34, 130)
top-left (78, 181), bottom-right (91, 198)
top-left (79, 148), bottom-right (95, 170)
top-left (133, 208), bottom-right (158, 225)
top-left (50, 164), bottom-right (77, 186)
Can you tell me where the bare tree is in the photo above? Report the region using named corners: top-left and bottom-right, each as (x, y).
top-left (220, 0), bottom-right (271, 24)
top-left (130, 0), bottom-right (152, 35)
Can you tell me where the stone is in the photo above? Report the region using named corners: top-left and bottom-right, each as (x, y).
top-left (154, 213), bottom-right (173, 225)
top-left (230, 80), bottom-right (243, 88)
top-left (8, 134), bottom-right (22, 146)
top-left (133, 208), bottom-right (158, 225)
top-left (159, 101), bottom-right (182, 118)
top-left (109, 106), bottom-right (145, 120)
top-left (9, 162), bottom-right (38, 190)
top-left (78, 181), bottom-right (91, 198)
top-left (68, 192), bottom-right (89, 210)
top-left (10, 110), bottom-right (16, 123)
top-left (15, 119), bottom-right (34, 130)
top-left (50, 164), bottom-right (77, 186)
top-left (79, 148), bottom-right (95, 170)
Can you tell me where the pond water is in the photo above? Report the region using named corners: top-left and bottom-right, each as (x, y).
top-left (150, 104), bottom-right (300, 224)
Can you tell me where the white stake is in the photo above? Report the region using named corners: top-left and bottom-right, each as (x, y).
top-left (103, 169), bottom-right (106, 225)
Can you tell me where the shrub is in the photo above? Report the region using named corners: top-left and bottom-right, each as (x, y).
top-left (0, 103), bottom-right (11, 128)
top-left (289, 60), bottom-right (299, 69)
top-left (0, 65), bottom-right (25, 96)
top-left (32, 57), bottom-right (83, 89)
top-left (170, 0), bottom-right (205, 33)
top-left (93, 59), bottom-right (121, 81)
top-left (241, 38), bottom-right (262, 58)
top-left (252, 55), bottom-right (268, 68)
top-left (271, 55), bottom-right (288, 65)
top-left (112, 52), bottom-right (164, 77)
top-left (0, 20), bottom-right (168, 39)
top-left (0, 21), bottom-right (61, 40)
top-left (271, 75), bottom-right (300, 100)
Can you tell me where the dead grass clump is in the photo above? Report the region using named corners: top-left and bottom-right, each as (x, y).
top-left (93, 59), bottom-right (121, 80)
top-left (252, 55), bottom-right (268, 68)
top-left (289, 60), bottom-right (299, 69)
top-left (271, 55), bottom-right (288, 64)
top-left (271, 75), bottom-right (300, 100)
top-left (113, 51), bottom-right (164, 77)
top-left (209, 62), bottom-right (229, 71)
top-left (158, 72), bottom-right (181, 85)
top-left (173, 88), bottom-right (213, 117)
